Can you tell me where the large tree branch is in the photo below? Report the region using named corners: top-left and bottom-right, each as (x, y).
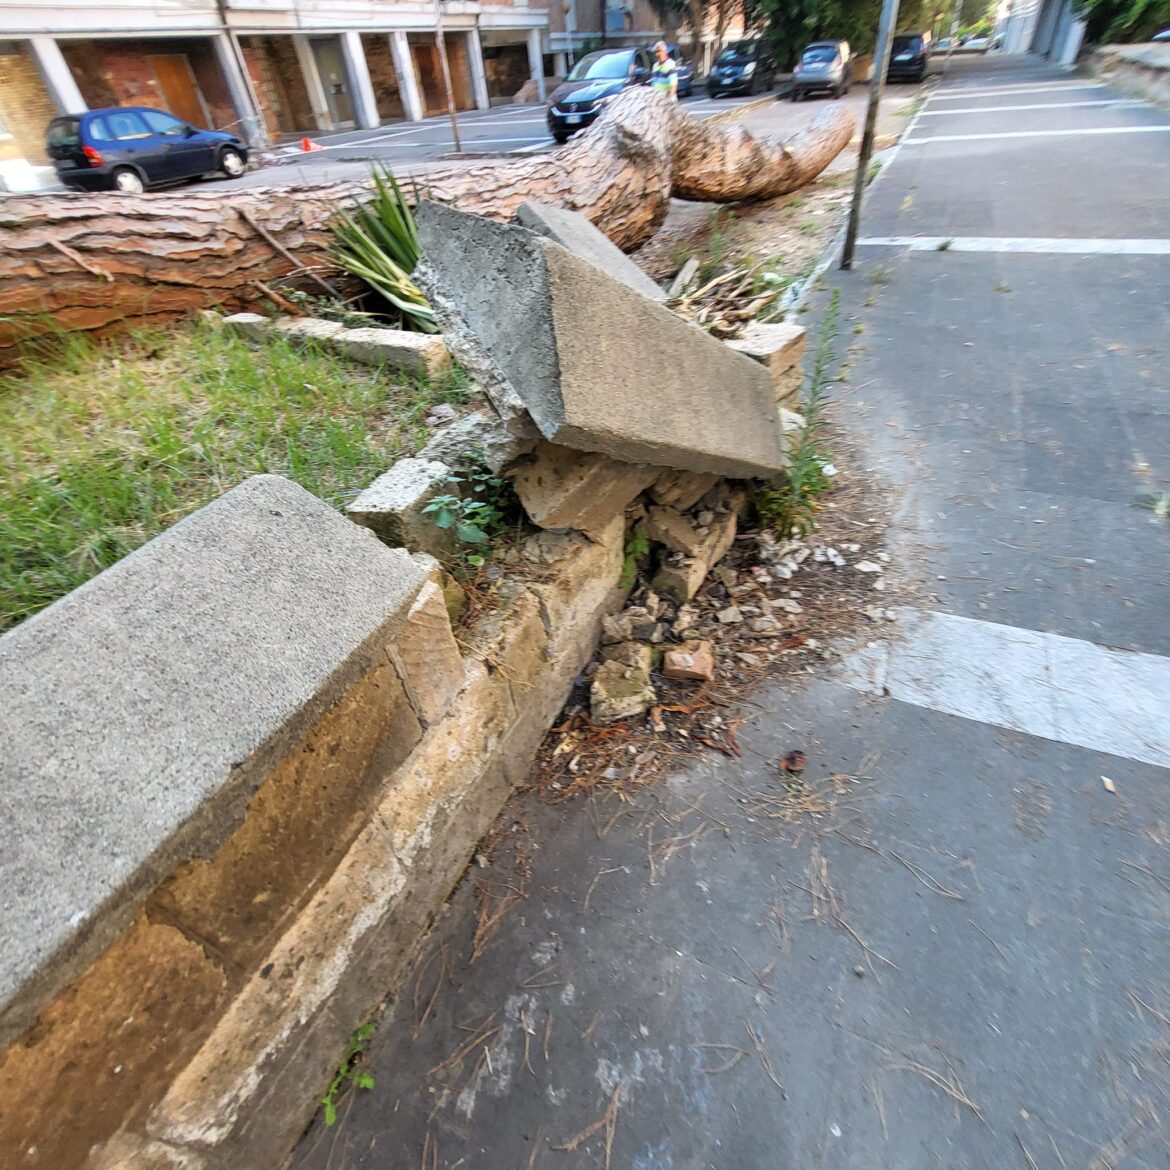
top-left (0, 91), bottom-right (853, 361)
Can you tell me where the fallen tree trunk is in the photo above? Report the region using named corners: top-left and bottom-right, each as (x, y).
top-left (0, 93), bottom-right (853, 362)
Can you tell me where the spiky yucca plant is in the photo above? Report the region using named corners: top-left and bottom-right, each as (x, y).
top-left (332, 167), bottom-right (438, 333)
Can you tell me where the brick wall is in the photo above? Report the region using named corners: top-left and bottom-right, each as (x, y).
top-left (483, 44), bottom-right (530, 100)
top-left (241, 36), bottom-right (315, 137)
top-left (361, 34), bottom-right (405, 122)
top-left (0, 43), bottom-right (58, 163)
top-left (59, 38), bottom-right (235, 131)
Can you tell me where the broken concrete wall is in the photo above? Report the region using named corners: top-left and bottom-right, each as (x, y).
top-left (0, 192), bottom-right (804, 1170)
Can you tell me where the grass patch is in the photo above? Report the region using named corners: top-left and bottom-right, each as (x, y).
top-left (867, 264), bottom-right (891, 286)
top-left (0, 322), bottom-right (470, 631)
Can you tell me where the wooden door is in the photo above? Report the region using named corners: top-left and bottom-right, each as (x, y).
top-left (147, 55), bottom-right (208, 127)
top-left (447, 37), bottom-right (474, 111)
top-left (412, 44), bottom-right (445, 115)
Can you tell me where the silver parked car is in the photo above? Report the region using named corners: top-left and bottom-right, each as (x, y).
top-left (791, 40), bottom-right (854, 101)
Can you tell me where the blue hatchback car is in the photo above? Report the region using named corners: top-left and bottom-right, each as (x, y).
top-left (46, 107), bottom-right (248, 193)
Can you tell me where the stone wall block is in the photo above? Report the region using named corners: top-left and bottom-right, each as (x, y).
top-left (347, 458), bottom-right (456, 558)
top-left (334, 326), bottom-right (452, 378)
top-left (509, 440), bottom-right (657, 536)
top-left (389, 580), bottom-right (465, 727)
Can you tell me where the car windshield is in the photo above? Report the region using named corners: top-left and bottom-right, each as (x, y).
top-left (802, 46), bottom-right (838, 63)
top-left (568, 50), bottom-right (634, 80)
top-left (716, 43), bottom-right (755, 64)
top-left (892, 35), bottom-right (923, 52)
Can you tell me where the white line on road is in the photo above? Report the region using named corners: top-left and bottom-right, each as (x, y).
top-left (917, 99), bottom-right (1145, 116)
top-left (513, 139), bottom-right (554, 153)
top-left (840, 609), bottom-right (1170, 769)
top-left (856, 236), bottom-right (1170, 254)
top-left (927, 82), bottom-right (1108, 100)
top-left (905, 125), bottom-right (1170, 144)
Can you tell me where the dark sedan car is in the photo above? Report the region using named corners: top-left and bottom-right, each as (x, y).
top-left (47, 107), bottom-right (248, 193)
top-left (707, 40), bottom-right (776, 97)
top-left (547, 48), bottom-right (652, 143)
top-left (887, 32), bottom-right (933, 81)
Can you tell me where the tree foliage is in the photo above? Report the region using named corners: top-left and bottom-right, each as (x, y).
top-left (1081, 0), bottom-right (1170, 43)
top-left (748, 0), bottom-right (944, 69)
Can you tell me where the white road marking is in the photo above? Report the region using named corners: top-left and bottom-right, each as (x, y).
top-left (917, 99), bottom-right (1145, 116)
top-left (905, 125), bottom-right (1170, 144)
top-left (928, 82), bottom-right (1108, 100)
top-left (513, 139), bottom-right (554, 153)
top-left (840, 610), bottom-right (1170, 769)
top-left (856, 236), bottom-right (1170, 254)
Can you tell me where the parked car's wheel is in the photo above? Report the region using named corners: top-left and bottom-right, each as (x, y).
top-left (218, 146), bottom-right (246, 178)
top-left (553, 131), bottom-right (570, 144)
top-left (111, 167), bottom-right (145, 194)
top-left (791, 87), bottom-right (800, 101)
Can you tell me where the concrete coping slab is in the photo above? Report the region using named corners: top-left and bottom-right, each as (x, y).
top-left (0, 475), bottom-right (426, 1044)
top-left (415, 202), bottom-right (785, 480)
top-left (515, 200), bottom-right (668, 303)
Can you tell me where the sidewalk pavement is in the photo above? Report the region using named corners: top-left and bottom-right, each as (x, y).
top-left (291, 54), bottom-right (1170, 1170)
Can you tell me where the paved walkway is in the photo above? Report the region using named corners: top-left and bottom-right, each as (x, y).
top-left (291, 55), bottom-right (1170, 1170)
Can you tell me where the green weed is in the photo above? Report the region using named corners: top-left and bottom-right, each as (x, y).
top-left (619, 525), bottom-right (651, 589)
top-left (799, 221), bottom-right (819, 236)
top-left (422, 450), bottom-right (518, 573)
top-left (996, 282), bottom-right (1012, 293)
top-left (867, 265), bottom-right (891, 285)
top-left (322, 1023), bottom-right (377, 1126)
top-left (752, 289), bottom-right (840, 537)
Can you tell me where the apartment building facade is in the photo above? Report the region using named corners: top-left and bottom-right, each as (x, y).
top-left (0, 0), bottom-right (684, 189)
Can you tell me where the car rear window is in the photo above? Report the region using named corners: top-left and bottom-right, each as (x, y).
top-left (47, 119), bottom-right (80, 148)
top-left (89, 111), bottom-right (151, 142)
top-left (892, 36), bottom-right (924, 52)
top-left (802, 46), bottom-right (838, 63)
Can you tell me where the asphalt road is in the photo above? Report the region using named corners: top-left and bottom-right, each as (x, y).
top-left (291, 54), bottom-right (1170, 1170)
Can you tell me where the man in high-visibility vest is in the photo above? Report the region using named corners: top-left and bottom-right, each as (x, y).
top-left (651, 41), bottom-right (679, 100)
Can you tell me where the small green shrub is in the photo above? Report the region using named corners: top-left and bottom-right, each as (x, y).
top-left (753, 289), bottom-right (840, 537)
top-left (322, 1023), bottom-right (377, 1126)
top-left (422, 451), bottom-right (519, 571)
top-left (619, 525), bottom-right (651, 588)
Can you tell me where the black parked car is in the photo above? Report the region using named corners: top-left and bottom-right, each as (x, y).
top-left (46, 107), bottom-right (248, 193)
top-left (547, 48), bottom-right (652, 143)
top-left (887, 32), bottom-right (933, 82)
top-left (707, 40), bottom-right (776, 97)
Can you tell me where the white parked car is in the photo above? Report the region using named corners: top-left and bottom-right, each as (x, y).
top-left (964, 36), bottom-right (990, 52)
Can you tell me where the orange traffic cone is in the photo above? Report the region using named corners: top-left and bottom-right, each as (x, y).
top-left (300, 137), bottom-right (324, 152)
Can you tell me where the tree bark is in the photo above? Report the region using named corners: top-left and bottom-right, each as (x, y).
top-left (0, 93), bottom-right (853, 363)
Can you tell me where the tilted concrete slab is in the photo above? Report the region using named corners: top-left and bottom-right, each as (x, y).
top-left (0, 475), bottom-right (426, 1044)
top-left (414, 202), bottom-right (785, 479)
top-left (515, 200), bottom-right (667, 303)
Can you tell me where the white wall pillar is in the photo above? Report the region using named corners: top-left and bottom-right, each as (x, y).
top-left (29, 37), bottom-right (86, 114)
top-left (553, 51), bottom-right (568, 77)
top-left (390, 31), bottom-right (424, 122)
top-left (527, 28), bottom-right (547, 101)
top-left (292, 34), bottom-right (332, 131)
top-left (1058, 17), bottom-right (1086, 66)
top-left (466, 28), bottom-right (491, 110)
top-left (341, 30), bottom-right (380, 129)
top-left (212, 33), bottom-right (265, 148)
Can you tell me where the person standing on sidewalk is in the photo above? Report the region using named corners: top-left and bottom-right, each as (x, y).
top-left (651, 42), bottom-right (679, 100)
